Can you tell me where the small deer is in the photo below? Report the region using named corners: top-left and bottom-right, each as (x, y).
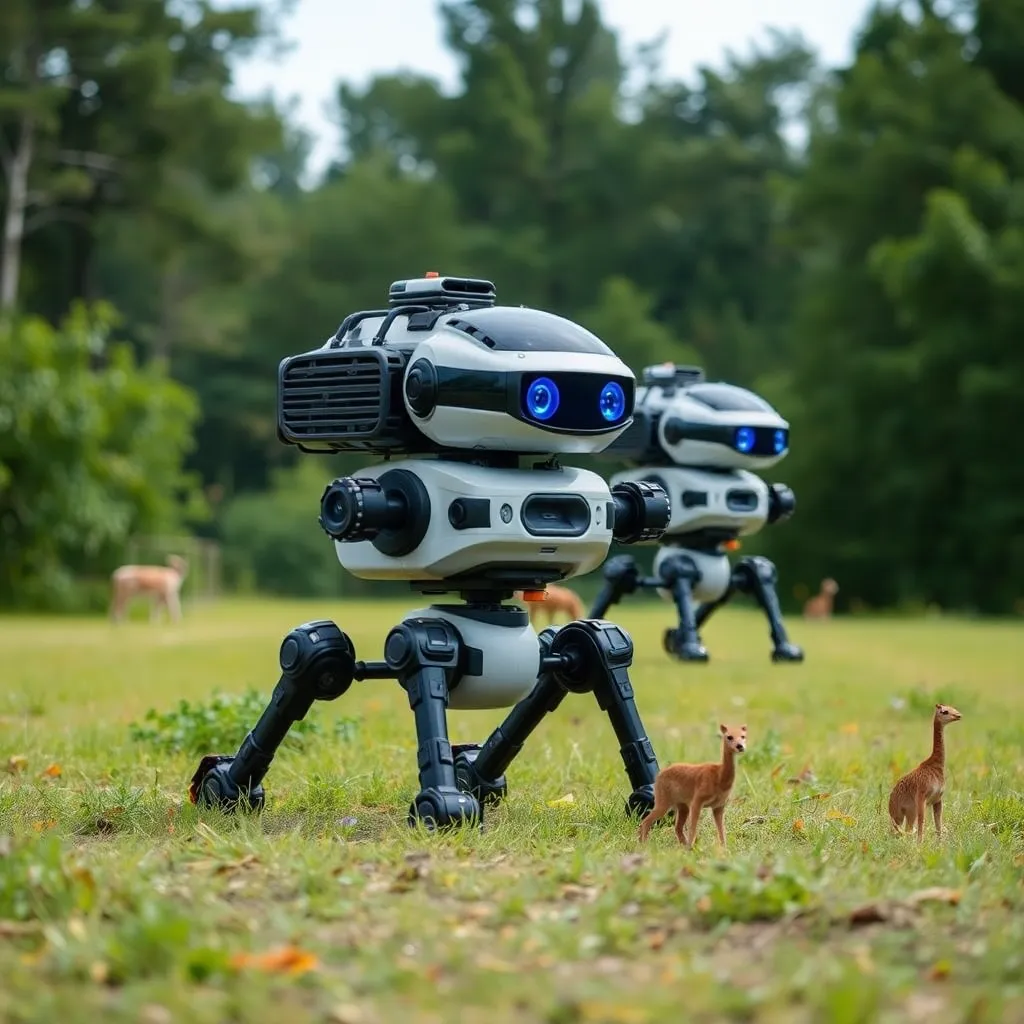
top-left (514, 584), bottom-right (585, 627)
top-left (638, 724), bottom-right (748, 849)
top-left (803, 578), bottom-right (839, 619)
top-left (888, 703), bottom-right (962, 841)
top-left (110, 554), bottom-right (189, 623)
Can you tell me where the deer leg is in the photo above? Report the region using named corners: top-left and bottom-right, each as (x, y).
top-left (932, 799), bottom-right (942, 838)
top-left (167, 587), bottom-right (182, 623)
top-left (639, 794), bottom-right (671, 843)
top-left (915, 794), bottom-right (926, 842)
top-left (684, 798), bottom-right (705, 849)
top-left (712, 805), bottom-right (727, 848)
top-left (673, 803), bottom-right (690, 844)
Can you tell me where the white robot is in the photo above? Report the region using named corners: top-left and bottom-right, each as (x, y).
top-left (188, 274), bottom-right (671, 829)
top-left (589, 363), bottom-right (804, 664)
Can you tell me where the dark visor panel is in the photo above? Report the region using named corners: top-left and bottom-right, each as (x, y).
top-left (685, 383), bottom-right (777, 413)
top-left (445, 306), bottom-right (615, 355)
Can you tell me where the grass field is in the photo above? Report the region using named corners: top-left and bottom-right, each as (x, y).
top-left (1, 597), bottom-right (1022, 1024)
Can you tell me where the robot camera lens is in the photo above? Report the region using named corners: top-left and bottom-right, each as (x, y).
top-left (734, 427), bottom-right (756, 454)
top-left (524, 377), bottom-right (560, 422)
top-left (773, 429), bottom-right (788, 454)
top-left (598, 381), bottom-right (626, 423)
top-left (319, 480), bottom-right (356, 539)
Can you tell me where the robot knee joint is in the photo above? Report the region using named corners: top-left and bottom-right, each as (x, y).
top-left (279, 621), bottom-right (356, 701)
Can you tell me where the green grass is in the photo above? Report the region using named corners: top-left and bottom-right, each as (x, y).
top-left (1, 597), bottom-right (1022, 1024)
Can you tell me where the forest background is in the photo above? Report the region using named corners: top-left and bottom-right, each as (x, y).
top-left (2, 0), bottom-right (1022, 615)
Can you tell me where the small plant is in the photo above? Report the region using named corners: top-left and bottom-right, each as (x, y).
top-left (0, 834), bottom-right (96, 922)
top-left (742, 727), bottom-right (782, 769)
top-left (687, 860), bottom-right (818, 927)
top-left (129, 689), bottom-right (358, 755)
top-left (902, 686), bottom-right (973, 716)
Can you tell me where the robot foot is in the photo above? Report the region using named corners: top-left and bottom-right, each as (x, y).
top-left (771, 643), bottom-right (805, 663)
top-left (188, 755), bottom-right (265, 813)
top-left (626, 784), bottom-right (656, 818)
top-left (408, 787), bottom-right (482, 832)
top-left (453, 743), bottom-right (508, 806)
top-left (663, 629), bottom-right (709, 662)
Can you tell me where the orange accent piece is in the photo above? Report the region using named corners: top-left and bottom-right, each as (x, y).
top-left (425, 271), bottom-right (439, 278)
top-left (521, 589), bottom-right (548, 602)
top-left (724, 539), bottom-right (741, 551)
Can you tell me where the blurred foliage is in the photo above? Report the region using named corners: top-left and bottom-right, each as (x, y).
top-left (0, 304), bottom-right (204, 610)
top-left (128, 687), bottom-right (358, 755)
top-left (2, 0), bottom-right (1023, 612)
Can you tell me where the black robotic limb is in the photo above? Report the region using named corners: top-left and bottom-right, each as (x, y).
top-left (189, 616), bottom-right (482, 830)
top-left (658, 554), bottom-right (710, 663)
top-left (189, 620), bottom-right (359, 811)
top-left (588, 555), bottom-right (641, 618)
top-left (694, 555), bottom-right (804, 663)
top-left (588, 553), bottom-right (710, 663)
top-left (383, 617), bottom-right (482, 828)
top-left (456, 619), bottom-right (660, 817)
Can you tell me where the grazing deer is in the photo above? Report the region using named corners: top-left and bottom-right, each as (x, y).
top-left (638, 724), bottom-right (748, 849)
top-left (888, 703), bottom-right (962, 841)
top-left (803, 578), bottom-right (839, 619)
top-left (514, 584), bottom-right (585, 627)
top-left (110, 555), bottom-right (189, 623)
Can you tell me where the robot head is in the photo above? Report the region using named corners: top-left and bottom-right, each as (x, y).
top-left (276, 274), bottom-right (635, 457)
top-left (608, 363), bottom-right (790, 471)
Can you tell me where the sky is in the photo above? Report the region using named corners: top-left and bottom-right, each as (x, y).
top-left (222, 0), bottom-right (876, 177)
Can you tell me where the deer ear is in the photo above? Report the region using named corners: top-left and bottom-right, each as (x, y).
top-left (935, 703), bottom-right (942, 709)
top-left (741, 724), bottom-right (747, 732)
top-left (719, 724), bottom-right (727, 734)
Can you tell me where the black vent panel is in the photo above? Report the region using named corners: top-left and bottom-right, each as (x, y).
top-left (277, 348), bottom-right (406, 450)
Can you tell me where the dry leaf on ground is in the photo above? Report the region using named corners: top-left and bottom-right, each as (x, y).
top-left (230, 945), bottom-right (320, 976)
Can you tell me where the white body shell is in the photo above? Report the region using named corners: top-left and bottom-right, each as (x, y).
top-left (610, 465), bottom-right (770, 538)
top-left (634, 380), bottom-right (789, 472)
top-left (401, 605), bottom-right (541, 709)
top-left (334, 459), bottom-right (615, 581)
top-left (334, 307), bottom-right (634, 456)
top-left (652, 546), bottom-right (733, 604)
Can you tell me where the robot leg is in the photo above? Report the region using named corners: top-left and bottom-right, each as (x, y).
top-left (588, 554), bottom-right (641, 618)
top-left (732, 556), bottom-right (804, 663)
top-left (189, 620), bottom-right (356, 811)
top-left (548, 619), bottom-right (659, 816)
top-left (455, 627), bottom-right (567, 808)
top-left (694, 584), bottom-right (737, 632)
top-left (658, 554), bottom-right (709, 662)
top-left (384, 618), bottom-right (483, 829)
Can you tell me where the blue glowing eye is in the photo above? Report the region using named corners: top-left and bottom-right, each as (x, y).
top-left (734, 427), bottom-right (756, 453)
top-left (599, 381), bottom-right (626, 423)
top-left (525, 377), bottom-right (559, 421)
top-left (773, 429), bottom-right (787, 454)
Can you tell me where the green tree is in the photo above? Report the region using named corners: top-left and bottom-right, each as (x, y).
top-left (0, 0), bottom-right (284, 318)
top-left (766, 0), bottom-right (1024, 613)
top-left (0, 303), bottom-right (204, 609)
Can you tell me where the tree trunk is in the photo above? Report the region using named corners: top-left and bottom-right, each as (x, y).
top-left (1, 113), bottom-right (35, 313)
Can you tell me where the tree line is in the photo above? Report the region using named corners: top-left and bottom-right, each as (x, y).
top-left (2, 0), bottom-right (1022, 614)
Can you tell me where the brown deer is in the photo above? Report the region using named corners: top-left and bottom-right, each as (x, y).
top-left (638, 724), bottom-right (748, 849)
top-left (514, 584), bottom-right (585, 627)
top-left (888, 703), bottom-right (962, 841)
top-left (803, 578), bottom-right (839, 619)
top-left (110, 555), bottom-right (189, 623)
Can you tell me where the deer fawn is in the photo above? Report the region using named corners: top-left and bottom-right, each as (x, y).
top-left (803, 578), bottom-right (839, 619)
top-left (638, 724), bottom-right (748, 849)
top-left (888, 703), bottom-right (962, 841)
top-left (110, 555), bottom-right (189, 623)
top-left (514, 584), bottom-right (585, 627)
